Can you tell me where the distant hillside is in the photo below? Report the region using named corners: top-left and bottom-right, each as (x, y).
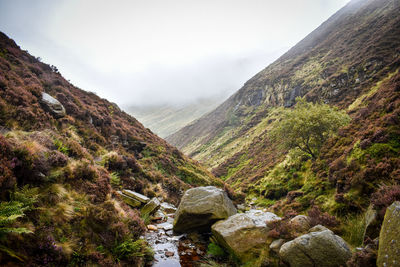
top-left (167, 0), bottom-right (400, 225)
top-left (0, 31), bottom-right (222, 266)
top-left (126, 96), bottom-right (224, 138)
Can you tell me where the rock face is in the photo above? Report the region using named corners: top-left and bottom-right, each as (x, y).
top-left (377, 201), bottom-right (400, 267)
top-left (279, 228), bottom-right (351, 267)
top-left (173, 186), bottom-right (237, 233)
top-left (212, 211), bottom-right (279, 261)
top-left (40, 92), bottom-right (66, 118)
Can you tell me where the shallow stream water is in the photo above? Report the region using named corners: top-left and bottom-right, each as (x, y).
top-left (144, 213), bottom-right (208, 267)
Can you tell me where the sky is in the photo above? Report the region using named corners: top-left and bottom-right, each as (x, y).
top-left (0, 0), bottom-right (350, 107)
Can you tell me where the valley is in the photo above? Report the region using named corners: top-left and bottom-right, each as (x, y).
top-left (0, 0), bottom-right (400, 266)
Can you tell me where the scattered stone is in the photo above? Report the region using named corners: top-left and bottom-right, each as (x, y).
top-left (173, 186), bottom-right (237, 233)
top-left (141, 197), bottom-right (161, 217)
top-left (377, 201), bottom-right (400, 267)
top-left (147, 225), bottom-right (158, 231)
top-left (152, 210), bottom-right (166, 221)
top-left (212, 212), bottom-right (275, 261)
top-left (40, 92), bottom-right (66, 118)
top-left (122, 189), bottom-right (149, 203)
top-left (289, 215), bottom-right (311, 234)
top-left (165, 251), bottom-right (174, 257)
top-left (270, 239), bottom-right (285, 254)
top-left (157, 222), bottom-right (173, 231)
top-left (161, 202), bottom-right (177, 213)
top-left (117, 191), bottom-right (141, 207)
top-left (279, 229), bottom-right (351, 267)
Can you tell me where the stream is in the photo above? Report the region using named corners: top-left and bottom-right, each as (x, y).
top-left (144, 212), bottom-right (209, 267)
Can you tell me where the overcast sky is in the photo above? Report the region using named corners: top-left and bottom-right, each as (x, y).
top-left (0, 0), bottom-right (350, 107)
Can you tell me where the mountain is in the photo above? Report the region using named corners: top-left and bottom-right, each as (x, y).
top-left (0, 31), bottom-right (224, 266)
top-left (126, 96), bottom-right (224, 138)
top-left (167, 0), bottom-right (400, 239)
top-left (168, 0), bottom-right (400, 178)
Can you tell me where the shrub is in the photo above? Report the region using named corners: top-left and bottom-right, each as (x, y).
top-left (269, 97), bottom-right (351, 159)
top-left (110, 172), bottom-right (121, 187)
top-left (307, 205), bottom-right (339, 228)
top-left (54, 139), bottom-right (69, 155)
top-left (112, 239), bottom-right (153, 263)
top-left (0, 197), bottom-right (36, 261)
top-left (371, 184), bottom-right (400, 218)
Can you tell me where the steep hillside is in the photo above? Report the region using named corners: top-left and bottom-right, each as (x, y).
top-left (0, 32), bottom-right (223, 266)
top-left (167, 0), bottom-right (400, 249)
top-left (168, 0), bottom-right (400, 179)
top-left (126, 96), bottom-right (223, 138)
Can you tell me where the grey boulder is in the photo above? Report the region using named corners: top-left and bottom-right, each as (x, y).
top-left (41, 92), bottom-right (66, 118)
top-left (212, 211), bottom-right (280, 261)
top-left (173, 186), bottom-right (236, 233)
top-left (279, 228), bottom-right (351, 267)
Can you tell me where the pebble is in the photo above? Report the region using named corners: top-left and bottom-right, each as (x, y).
top-left (147, 224), bottom-right (158, 231)
top-left (165, 251), bottom-right (175, 257)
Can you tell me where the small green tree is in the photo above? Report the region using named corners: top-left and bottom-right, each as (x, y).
top-left (269, 97), bottom-right (351, 159)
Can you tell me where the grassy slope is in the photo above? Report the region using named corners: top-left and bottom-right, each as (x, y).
top-left (0, 31), bottom-right (222, 266)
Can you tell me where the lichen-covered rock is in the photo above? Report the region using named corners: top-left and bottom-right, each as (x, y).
top-left (211, 213), bottom-right (271, 261)
top-left (141, 197), bottom-right (160, 217)
top-left (117, 191), bottom-right (141, 207)
top-left (289, 215), bottom-right (311, 234)
top-left (377, 201), bottom-right (400, 267)
top-left (245, 209), bottom-right (281, 226)
top-left (173, 186), bottom-right (237, 233)
top-left (279, 229), bottom-right (351, 267)
top-left (40, 92), bottom-right (66, 118)
top-left (122, 189), bottom-right (149, 203)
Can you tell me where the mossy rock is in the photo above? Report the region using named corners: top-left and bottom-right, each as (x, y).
top-left (377, 201), bottom-right (400, 267)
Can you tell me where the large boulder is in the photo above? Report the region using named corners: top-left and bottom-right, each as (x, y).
top-left (279, 228), bottom-right (351, 267)
top-left (173, 186), bottom-right (236, 233)
top-left (212, 211), bottom-right (280, 261)
top-left (41, 92), bottom-right (66, 118)
top-left (377, 201), bottom-right (400, 267)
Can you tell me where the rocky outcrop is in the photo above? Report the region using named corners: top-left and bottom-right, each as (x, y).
top-left (279, 227), bottom-right (351, 267)
top-left (377, 201), bottom-right (400, 267)
top-left (211, 211), bottom-right (280, 261)
top-left (40, 92), bottom-right (66, 118)
top-left (173, 186), bottom-right (237, 233)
